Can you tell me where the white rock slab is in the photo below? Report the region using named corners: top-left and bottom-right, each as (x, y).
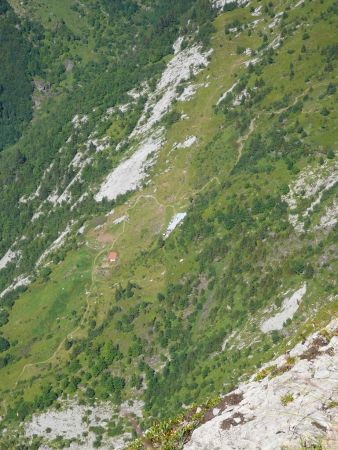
top-left (176, 136), bottom-right (197, 149)
top-left (95, 130), bottom-right (164, 202)
top-left (260, 284), bottom-right (307, 333)
top-left (164, 213), bottom-right (187, 238)
top-left (0, 249), bottom-right (21, 270)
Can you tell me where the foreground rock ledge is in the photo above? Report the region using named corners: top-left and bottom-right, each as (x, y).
top-left (184, 319), bottom-right (338, 450)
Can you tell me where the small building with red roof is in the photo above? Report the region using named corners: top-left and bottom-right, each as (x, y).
top-left (108, 251), bottom-right (118, 263)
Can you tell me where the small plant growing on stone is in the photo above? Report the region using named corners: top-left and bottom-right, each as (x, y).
top-left (281, 393), bottom-right (294, 406)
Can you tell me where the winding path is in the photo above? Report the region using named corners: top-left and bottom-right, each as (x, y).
top-left (11, 174), bottom-right (223, 392)
top-left (235, 118), bottom-right (256, 166)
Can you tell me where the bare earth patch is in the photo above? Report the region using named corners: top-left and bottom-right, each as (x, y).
top-left (97, 233), bottom-right (115, 244)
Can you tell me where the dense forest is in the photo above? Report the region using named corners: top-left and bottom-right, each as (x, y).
top-left (0, 0), bottom-right (36, 150)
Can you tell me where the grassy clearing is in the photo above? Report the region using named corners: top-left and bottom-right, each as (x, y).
top-left (1, 247), bottom-right (93, 391)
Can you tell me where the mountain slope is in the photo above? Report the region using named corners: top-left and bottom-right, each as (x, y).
top-left (0, 0), bottom-right (337, 448)
top-left (131, 319), bottom-right (338, 449)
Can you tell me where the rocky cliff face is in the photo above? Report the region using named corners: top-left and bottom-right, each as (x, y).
top-left (185, 320), bottom-right (338, 450)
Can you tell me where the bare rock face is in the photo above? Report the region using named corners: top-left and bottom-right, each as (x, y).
top-left (184, 320), bottom-right (338, 450)
top-left (24, 400), bottom-right (144, 449)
